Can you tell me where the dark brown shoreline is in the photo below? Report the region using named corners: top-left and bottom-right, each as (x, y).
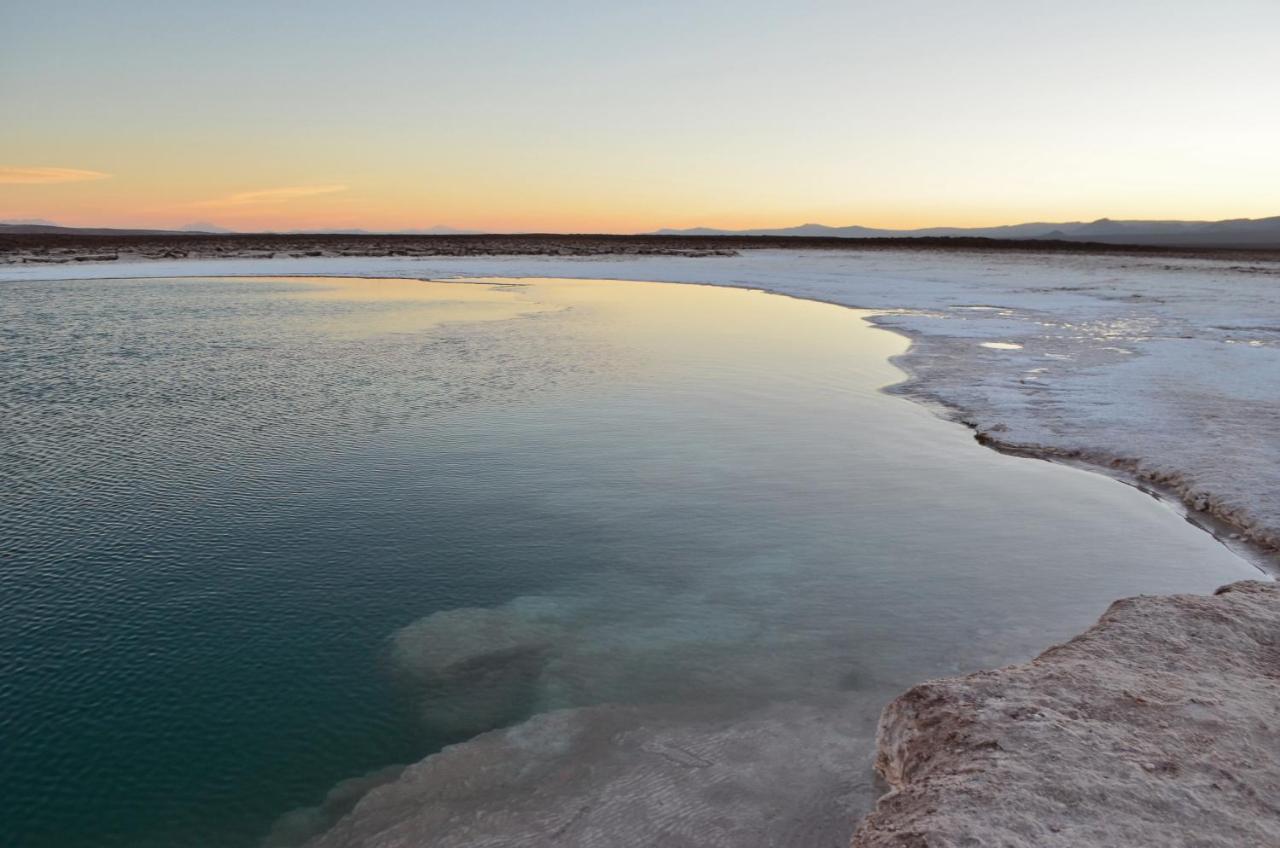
top-left (6, 231), bottom-right (1280, 266)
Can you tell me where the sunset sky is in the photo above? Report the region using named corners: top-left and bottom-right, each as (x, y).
top-left (3, 1), bottom-right (1278, 233)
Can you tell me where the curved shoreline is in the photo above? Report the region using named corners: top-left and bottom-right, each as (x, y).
top-left (973, 432), bottom-right (1279, 557)
top-left (870, 316), bottom-right (1280, 569)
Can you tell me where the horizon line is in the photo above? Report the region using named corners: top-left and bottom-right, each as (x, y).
top-left (4, 212), bottom-right (1280, 237)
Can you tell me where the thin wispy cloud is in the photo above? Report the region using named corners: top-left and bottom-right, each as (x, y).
top-left (0, 167), bottom-right (112, 184)
top-left (194, 184), bottom-right (348, 207)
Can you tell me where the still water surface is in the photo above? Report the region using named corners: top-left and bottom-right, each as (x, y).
top-left (0, 276), bottom-right (1255, 847)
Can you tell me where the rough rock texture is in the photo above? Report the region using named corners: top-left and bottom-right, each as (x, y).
top-left (852, 580), bottom-right (1280, 847)
top-left (303, 696), bottom-right (881, 848)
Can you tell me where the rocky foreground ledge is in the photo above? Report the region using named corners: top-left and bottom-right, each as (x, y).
top-left (852, 580), bottom-right (1280, 847)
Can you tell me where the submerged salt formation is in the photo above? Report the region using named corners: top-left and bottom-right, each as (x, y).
top-left (390, 600), bottom-right (568, 734)
top-left (303, 695), bottom-right (881, 848)
top-left (303, 583), bottom-right (1280, 847)
top-left (852, 580), bottom-right (1280, 847)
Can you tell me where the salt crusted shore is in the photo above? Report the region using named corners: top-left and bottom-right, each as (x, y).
top-left (299, 697), bottom-right (882, 848)
top-left (853, 580), bottom-right (1280, 847)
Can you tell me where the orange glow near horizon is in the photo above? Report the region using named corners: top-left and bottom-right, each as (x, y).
top-left (7, 166), bottom-right (1279, 234)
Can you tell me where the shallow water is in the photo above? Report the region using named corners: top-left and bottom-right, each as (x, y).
top-left (0, 276), bottom-right (1256, 847)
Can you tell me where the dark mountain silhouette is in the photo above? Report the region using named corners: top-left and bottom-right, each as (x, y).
top-left (0, 218), bottom-right (61, 227)
top-left (4, 217), bottom-right (1278, 248)
top-left (654, 216), bottom-right (1280, 248)
top-left (0, 223), bottom-right (206, 236)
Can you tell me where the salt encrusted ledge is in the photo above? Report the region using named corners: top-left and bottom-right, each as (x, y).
top-left (851, 580), bottom-right (1280, 848)
top-left (968, 433), bottom-right (1280, 554)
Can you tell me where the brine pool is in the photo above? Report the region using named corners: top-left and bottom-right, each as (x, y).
top-left (0, 276), bottom-right (1256, 847)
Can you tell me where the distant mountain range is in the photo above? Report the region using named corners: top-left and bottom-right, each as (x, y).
top-left (4, 217), bottom-right (1279, 248)
top-left (0, 218), bottom-right (61, 227)
top-left (653, 216), bottom-right (1280, 248)
top-left (0, 221), bottom-right (210, 236)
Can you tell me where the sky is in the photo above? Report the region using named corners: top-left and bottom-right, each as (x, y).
top-left (3, 0), bottom-right (1278, 233)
